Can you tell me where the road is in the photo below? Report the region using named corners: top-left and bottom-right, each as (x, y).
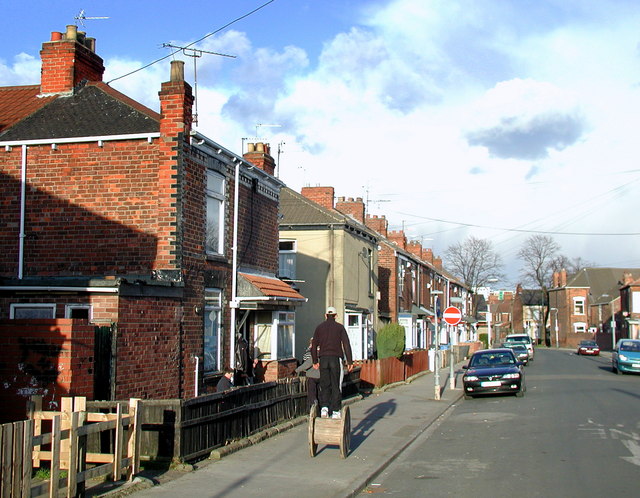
top-left (361, 349), bottom-right (640, 497)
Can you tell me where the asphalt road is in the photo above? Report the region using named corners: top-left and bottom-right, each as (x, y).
top-left (362, 348), bottom-right (640, 497)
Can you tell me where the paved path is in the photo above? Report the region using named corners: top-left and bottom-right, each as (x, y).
top-left (103, 363), bottom-right (465, 498)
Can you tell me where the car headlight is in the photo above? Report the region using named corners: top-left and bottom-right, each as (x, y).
top-left (503, 373), bottom-right (520, 379)
top-left (464, 375), bottom-right (479, 381)
top-left (619, 354), bottom-right (628, 361)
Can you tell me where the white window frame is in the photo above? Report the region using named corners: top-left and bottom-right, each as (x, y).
top-left (10, 303), bottom-right (56, 319)
top-left (278, 240), bottom-right (297, 279)
top-left (205, 170), bottom-right (225, 255)
top-left (64, 304), bottom-right (92, 320)
top-left (204, 288), bottom-right (223, 373)
top-left (274, 311), bottom-right (295, 360)
top-left (573, 297), bottom-right (585, 315)
top-left (573, 322), bottom-right (587, 333)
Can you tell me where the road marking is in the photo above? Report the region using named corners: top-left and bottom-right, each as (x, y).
top-left (621, 439), bottom-right (640, 467)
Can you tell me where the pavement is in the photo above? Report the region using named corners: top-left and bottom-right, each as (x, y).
top-left (94, 362), bottom-right (466, 498)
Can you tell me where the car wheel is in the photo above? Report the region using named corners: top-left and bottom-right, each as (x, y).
top-left (463, 393), bottom-right (473, 400)
top-left (516, 389), bottom-right (525, 398)
top-left (612, 364), bottom-right (619, 374)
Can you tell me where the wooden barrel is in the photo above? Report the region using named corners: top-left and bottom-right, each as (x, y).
top-left (308, 405), bottom-right (351, 458)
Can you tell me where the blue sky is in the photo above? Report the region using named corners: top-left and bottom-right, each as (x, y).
top-left (2, 0), bottom-right (640, 285)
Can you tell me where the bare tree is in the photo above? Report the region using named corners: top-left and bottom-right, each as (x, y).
top-left (445, 236), bottom-right (505, 290)
top-left (518, 235), bottom-right (561, 345)
top-left (550, 255), bottom-right (594, 279)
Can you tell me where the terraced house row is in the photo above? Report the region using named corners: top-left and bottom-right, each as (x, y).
top-left (0, 26), bottom-right (471, 422)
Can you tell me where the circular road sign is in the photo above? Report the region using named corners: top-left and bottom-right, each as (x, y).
top-left (443, 306), bottom-right (462, 326)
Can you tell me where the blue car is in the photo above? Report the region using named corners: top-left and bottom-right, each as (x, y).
top-left (612, 339), bottom-right (640, 374)
top-left (462, 348), bottom-right (525, 399)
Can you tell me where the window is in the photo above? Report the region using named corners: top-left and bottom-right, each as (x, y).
top-left (574, 322), bottom-right (587, 333)
top-left (204, 288), bottom-right (222, 373)
top-left (206, 171), bottom-right (225, 255)
top-left (65, 304), bottom-right (92, 319)
top-left (278, 240), bottom-right (297, 279)
top-left (10, 304), bottom-right (56, 319)
top-left (573, 297), bottom-right (585, 315)
top-left (254, 311), bottom-right (295, 360)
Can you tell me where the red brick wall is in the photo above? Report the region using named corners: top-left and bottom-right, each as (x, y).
top-left (365, 214), bottom-right (388, 237)
top-left (0, 142), bottom-right (166, 277)
top-left (377, 243), bottom-right (395, 318)
top-left (114, 296), bottom-right (184, 400)
top-left (301, 186), bottom-right (334, 210)
top-left (0, 319), bottom-right (94, 423)
top-left (335, 197), bottom-right (365, 223)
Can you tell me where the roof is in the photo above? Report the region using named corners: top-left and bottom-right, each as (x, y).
top-left (238, 273), bottom-right (305, 302)
top-left (0, 85), bottom-right (56, 134)
top-left (279, 187), bottom-right (378, 240)
top-left (0, 82), bottom-right (160, 141)
top-left (520, 289), bottom-right (547, 306)
top-left (562, 268), bottom-right (640, 305)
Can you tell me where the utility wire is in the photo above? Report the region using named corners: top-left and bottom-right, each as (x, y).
top-left (107, 0), bottom-right (277, 84)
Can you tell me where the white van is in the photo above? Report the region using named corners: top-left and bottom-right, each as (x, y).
top-left (504, 334), bottom-right (534, 361)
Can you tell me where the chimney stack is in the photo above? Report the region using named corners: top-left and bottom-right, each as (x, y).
top-left (388, 230), bottom-right (407, 250)
top-left (39, 25), bottom-right (105, 96)
top-left (365, 214), bottom-right (388, 237)
top-left (243, 143), bottom-right (276, 176)
top-left (301, 186), bottom-right (335, 210)
top-left (407, 240), bottom-right (423, 259)
top-left (159, 60), bottom-right (194, 139)
top-left (335, 196), bottom-right (365, 223)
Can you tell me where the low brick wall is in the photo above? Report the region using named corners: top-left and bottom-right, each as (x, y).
top-left (0, 319), bottom-right (95, 423)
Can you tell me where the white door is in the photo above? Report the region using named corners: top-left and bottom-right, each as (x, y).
top-left (346, 313), bottom-right (364, 360)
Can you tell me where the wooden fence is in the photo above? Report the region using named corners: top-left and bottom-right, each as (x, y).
top-left (0, 396), bottom-right (140, 498)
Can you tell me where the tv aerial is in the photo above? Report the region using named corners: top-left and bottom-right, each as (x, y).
top-left (74, 10), bottom-right (109, 27)
top-left (162, 43), bottom-right (237, 126)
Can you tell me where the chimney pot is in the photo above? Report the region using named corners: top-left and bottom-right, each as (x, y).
top-left (65, 25), bottom-right (78, 40)
top-left (50, 32), bottom-right (63, 41)
top-left (170, 60), bottom-right (185, 82)
top-left (247, 143), bottom-right (255, 153)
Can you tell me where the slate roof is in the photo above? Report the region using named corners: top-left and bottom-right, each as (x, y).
top-left (565, 267), bottom-right (640, 305)
top-left (520, 289), bottom-right (547, 306)
top-left (0, 82), bottom-right (160, 141)
top-left (0, 86), bottom-right (56, 134)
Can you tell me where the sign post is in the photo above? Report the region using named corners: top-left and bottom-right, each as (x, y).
top-left (443, 307), bottom-right (462, 389)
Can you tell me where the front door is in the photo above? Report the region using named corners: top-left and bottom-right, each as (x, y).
top-left (346, 313), bottom-right (364, 360)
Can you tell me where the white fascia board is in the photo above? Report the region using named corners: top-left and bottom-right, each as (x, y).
top-left (0, 132), bottom-right (160, 147)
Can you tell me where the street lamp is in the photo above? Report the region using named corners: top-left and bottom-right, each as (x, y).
top-left (431, 289), bottom-right (443, 400)
top-left (550, 308), bottom-right (559, 348)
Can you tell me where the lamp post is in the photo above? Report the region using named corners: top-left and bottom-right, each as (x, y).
top-left (611, 298), bottom-right (616, 349)
top-left (550, 308), bottom-right (559, 348)
top-left (431, 289), bottom-right (443, 400)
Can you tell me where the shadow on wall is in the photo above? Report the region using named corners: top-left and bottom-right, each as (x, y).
top-left (0, 319), bottom-right (95, 423)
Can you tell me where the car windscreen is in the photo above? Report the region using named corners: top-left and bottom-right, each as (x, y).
top-left (506, 336), bottom-right (531, 344)
top-left (580, 341), bottom-right (597, 347)
top-left (619, 341), bottom-right (640, 352)
top-left (470, 352), bottom-right (516, 367)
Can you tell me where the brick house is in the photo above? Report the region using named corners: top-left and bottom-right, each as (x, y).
top-left (278, 187), bottom-right (378, 361)
top-left (511, 285), bottom-right (546, 344)
top-left (548, 268), bottom-right (640, 349)
top-left (620, 273), bottom-right (640, 340)
top-left (0, 26), bottom-right (302, 420)
top-left (364, 215), bottom-right (472, 349)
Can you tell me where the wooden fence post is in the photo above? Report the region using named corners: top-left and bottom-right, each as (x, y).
top-left (67, 411), bottom-right (80, 498)
top-left (49, 415), bottom-right (61, 498)
top-left (21, 419), bottom-right (34, 498)
top-left (28, 395), bottom-right (43, 468)
top-left (127, 399), bottom-right (141, 480)
top-left (113, 403), bottom-right (124, 481)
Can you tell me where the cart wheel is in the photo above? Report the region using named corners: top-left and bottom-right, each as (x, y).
top-left (308, 404), bottom-right (318, 457)
top-left (339, 406), bottom-right (351, 459)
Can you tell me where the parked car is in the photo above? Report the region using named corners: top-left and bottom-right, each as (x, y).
top-left (576, 340), bottom-right (600, 356)
top-left (504, 334), bottom-right (534, 361)
top-left (462, 348), bottom-right (525, 399)
top-left (503, 343), bottom-right (529, 365)
top-left (612, 339), bottom-right (640, 374)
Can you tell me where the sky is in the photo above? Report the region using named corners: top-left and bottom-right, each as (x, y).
top-left (2, 0), bottom-right (640, 287)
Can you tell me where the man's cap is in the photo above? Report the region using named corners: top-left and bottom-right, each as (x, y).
top-left (326, 306), bottom-right (337, 315)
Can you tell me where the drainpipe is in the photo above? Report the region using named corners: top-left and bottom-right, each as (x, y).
top-left (18, 144), bottom-right (27, 279)
top-left (229, 157), bottom-right (240, 369)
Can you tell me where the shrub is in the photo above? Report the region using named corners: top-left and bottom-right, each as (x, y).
top-left (376, 322), bottom-right (406, 359)
top-left (479, 333), bottom-right (488, 349)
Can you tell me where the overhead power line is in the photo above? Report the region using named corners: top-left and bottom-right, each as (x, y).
top-left (107, 0), bottom-right (277, 84)
top-left (396, 213), bottom-right (640, 236)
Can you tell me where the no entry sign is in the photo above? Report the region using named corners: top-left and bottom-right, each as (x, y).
top-left (443, 306), bottom-right (462, 326)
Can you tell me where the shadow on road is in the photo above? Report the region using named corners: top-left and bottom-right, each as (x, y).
top-left (350, 398), bottom-right (398, 451)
